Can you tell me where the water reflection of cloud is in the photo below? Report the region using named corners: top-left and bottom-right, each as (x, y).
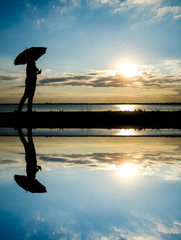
top-left (29, 206), bottom-right (181, 240)
top-left (38, 151), bottom-right (181, 180)
top-left (0, 159), bottom-right (18, 165)
top-left (1, 137), bottom-right (181, 180)
top-left (112, 218), bottom-right (181, 240)
top-left (1, 137), bottom-right (181, 239)
top-left (0, 158), bottom-right (23, 169)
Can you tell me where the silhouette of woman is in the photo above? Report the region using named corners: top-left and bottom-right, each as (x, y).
top-left (18, 58), bottom-right (41, 112)
top-left (14, 128), bottom-right (46, 193)
top-left (18, 128), bottom-right (41, 182)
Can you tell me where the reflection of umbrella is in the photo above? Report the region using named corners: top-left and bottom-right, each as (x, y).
top-left (14, 175), bottom-right (47, 193)
top-left (14, 47), bottom-right (47, 65)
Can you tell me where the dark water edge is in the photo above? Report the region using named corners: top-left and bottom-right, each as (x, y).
top-left (1, 106), bottom-right (181, 137)
top-left (1, 103), bottom-right (181, 112)
top-left (1, 111), bottom-right (181, 128)
top-left (1, 128), bottom-right (181, 137)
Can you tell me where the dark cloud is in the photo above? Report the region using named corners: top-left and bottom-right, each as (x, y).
top-left (39, 71), bottom-right (181, 89)
top-left (39, 151), bottom-right (181, 169)
top-left (39, 72), bottom-right (131, 88)
top-left (40, 74), bottom-right (92, 85)
top-left (0, 75), bottom-right (18, 81)
top-left (0, 159), bottom-right (18, 165)
top-left (41, 77), bottom-right (69, 84)
top-left (39, 152), bottom-right (129, 168)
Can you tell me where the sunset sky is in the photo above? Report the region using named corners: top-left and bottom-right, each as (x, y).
top-left (0, 0), bottom-right (181, 103)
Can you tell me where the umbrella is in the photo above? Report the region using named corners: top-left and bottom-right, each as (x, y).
top-left (14, 47), bottom-right (47, 65)
top-left (14, 175), bottom-right (47, 193)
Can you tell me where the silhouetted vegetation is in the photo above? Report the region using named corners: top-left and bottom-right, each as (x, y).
top-left (0, 111), bottom-right (181, 129)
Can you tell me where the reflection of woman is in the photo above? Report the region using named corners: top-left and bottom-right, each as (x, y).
top-left (18, 58), bottom-right (41, 112)
top-left (18, 128), bottom-right (41, 182)
top-left (15, 128), bottom-right (46, 193)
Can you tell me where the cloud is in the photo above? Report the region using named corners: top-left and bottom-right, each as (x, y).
top-left (39, 60), bottom-right (181, 90)
top-left (90, 0), bottom-right (120, 6)
top-left (112, 219), bottom-right (181, 240)
top-left (41, 0), bottom-right (181, 22)
top-left (25, 0), bottom-right (37, 11)
top-left (52, 0), bottom-right (81, 15)
top-left (157, 221), bottom-right (181, 235)
top-left (155, 6), bottom-right (181, 20)
top-left (120, 0), bottom-right (161, 7)
top-left (0, 159), bottom-right (18, 165)
top-left (36, 18), bottom-right (45, 27)
top-left (0, 75), bottom-right (18, 81)
top-left (39, 152), bottom-right (134, 169)
top-left (40, 71), bottom-right (132, 87)
top-left (111, 0), bottom-right (181, 21)
top-left (39, 151), bottom-right (181, 180)
top-left (91, 0), bottom-right (160, 7)
top-left (0, 159), bottom-right (19, 169)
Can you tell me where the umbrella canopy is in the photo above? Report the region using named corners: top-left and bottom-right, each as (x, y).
top-left (14, 47), bottom-right (47, 65)
top-left (14, 175), bottom-right (47, 193)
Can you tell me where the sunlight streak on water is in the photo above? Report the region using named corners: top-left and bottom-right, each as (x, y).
top-left (116, 129), bottom-right (136, 136)
top-left (1, 128), bottom-right (181, 136)
top-left (118, 104), bottom-right (135, 111)
top-left (1, 103), bottom-right (181, 112)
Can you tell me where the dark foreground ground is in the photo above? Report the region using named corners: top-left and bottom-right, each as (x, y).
top-left (0, 111), bottom-right (181, 129)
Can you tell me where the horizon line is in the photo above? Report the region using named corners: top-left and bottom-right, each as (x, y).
top-left (0, 102), bottom-right (181, 105)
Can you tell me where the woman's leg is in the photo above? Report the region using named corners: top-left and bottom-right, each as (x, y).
top-left (28, 90), bottom-right (35, 112)
top-left (18, 92), bottom-right (28, 112)
top-left (28, 95), bottom-right (34, 112)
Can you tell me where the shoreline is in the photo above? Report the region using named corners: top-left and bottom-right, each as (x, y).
top-left (0, 111), bottom-right (181, 129)
top-left (1, 102), bottom-right (181, 105)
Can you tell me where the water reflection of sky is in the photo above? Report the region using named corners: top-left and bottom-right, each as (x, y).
top-left (0, 137), bottom-right (181, 239)
top-left (1, 128), bottom-right (181, 137)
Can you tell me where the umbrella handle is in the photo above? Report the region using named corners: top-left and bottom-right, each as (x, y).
top-left (37, 69), bottom-right (42, 74)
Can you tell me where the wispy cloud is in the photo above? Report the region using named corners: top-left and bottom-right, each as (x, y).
top-left (25, 0), bottom-right (37, 11)
top-left (112, 218), bottom-right (181, 240)
top-left (0, 159), bottom-right (21, 169)
top-left (90, 0), bottom-right (120, 6)
top-left (35, 0), bottom-right (181, 21)
top-left (0, 75), bottom-right (18, 81)
top-left (52, 0), bottom-right (81, 15)
top-left (39, 151), bottom-right (181, 180)
top-left (0, 71), bottom-right (23, 85)
top-left (155, 6), bottom-right (181, 20)
top-left (92, 0), bottom-right (181, 21)
top-left (39, 59), bottom-right (181, 90)
top-left (0, 159), bottom-right (18, 165)
top-left (36, 18), bottom-right (45, 27)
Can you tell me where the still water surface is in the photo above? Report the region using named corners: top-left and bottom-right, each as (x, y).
top-left (1, 103), bottom-right (181, 112)
top-left (0, 134), bottom-right (181, 239)
top-left (1, 128), bottom-right (181, 137)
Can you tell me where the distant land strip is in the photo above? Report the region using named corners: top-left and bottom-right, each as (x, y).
top-left (1, 102), bottom-right (181, 105)
top-left (0, 111), bottom-right (181, 129)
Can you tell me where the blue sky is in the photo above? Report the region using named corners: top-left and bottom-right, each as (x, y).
top-left (0, 0), bottom-right (181, 103)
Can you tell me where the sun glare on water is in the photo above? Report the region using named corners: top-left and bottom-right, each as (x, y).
top-left (119, 104), bottom-right (134, 111)
top-left (119, 163), bottom-right (138, 179)
top-left (119, 62), bottom-right (138, 77)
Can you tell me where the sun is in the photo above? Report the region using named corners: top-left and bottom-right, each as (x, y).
top-left (119, 163), bottom-right (138, 179)
top-left (119, 62), bottom-right (138, 77)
